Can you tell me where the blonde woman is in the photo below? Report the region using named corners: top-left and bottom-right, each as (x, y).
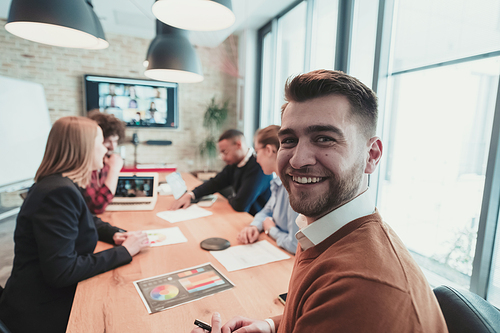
top-left (0, 117), bottom-right (149, 333)
top-left (237, 125), bottom-right (299, 254)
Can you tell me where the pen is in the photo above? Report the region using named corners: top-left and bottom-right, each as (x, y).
top-left (194, 319), bottom-right (212, 332)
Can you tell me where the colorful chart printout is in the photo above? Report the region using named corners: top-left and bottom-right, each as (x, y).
top-left (133, 263), bottom-right (234, 314)
top-left (179, 271), bottom-right (224, 293)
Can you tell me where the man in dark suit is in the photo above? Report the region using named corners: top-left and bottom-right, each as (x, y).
top-left (170, 129), bottom-right (272, 216)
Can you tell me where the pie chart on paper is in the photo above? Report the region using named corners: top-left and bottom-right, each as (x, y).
top-left (150, 285), bottom-right (179, 300)
top-left (148, 232), bottom-right (167, 245)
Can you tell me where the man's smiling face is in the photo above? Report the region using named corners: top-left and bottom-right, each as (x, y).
top-left (277, 94), bottom-right (369, 221)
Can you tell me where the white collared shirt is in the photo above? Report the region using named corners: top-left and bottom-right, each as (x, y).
top-left (237, 147), bottom-right (255, 168)
top-left (295, 189), bottom-right (375, 250)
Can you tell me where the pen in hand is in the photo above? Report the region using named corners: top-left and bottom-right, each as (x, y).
top-left (194, 319), bottom-right (212, 332)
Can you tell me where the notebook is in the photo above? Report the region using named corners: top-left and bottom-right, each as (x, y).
top-left (106, 172), bottom-right (159, 211)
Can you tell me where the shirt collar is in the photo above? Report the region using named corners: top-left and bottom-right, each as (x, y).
top-left (237, 147), bottom-right (254, 168)
top-left (270, 176), bottom-right (282, 192)
top-left (295, 189), bottom-right (375, 251)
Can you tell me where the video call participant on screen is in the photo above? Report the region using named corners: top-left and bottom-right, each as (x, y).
top-left (191, 70), bottom-right (448, 333)
top-left (84, 111), bottom-right (126, 214)
top-left (170, 129), bottom-right (272, 216)
top-left (237, 125), bottom-right (299, 254)
top-left (0, 117), bottom-right (149, 333)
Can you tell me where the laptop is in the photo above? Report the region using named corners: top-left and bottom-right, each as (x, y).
top-left (106, 172), bottom-right (159, 211)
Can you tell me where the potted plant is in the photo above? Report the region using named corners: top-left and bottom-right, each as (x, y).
top-left (197, 96), bottom-right (229, 178)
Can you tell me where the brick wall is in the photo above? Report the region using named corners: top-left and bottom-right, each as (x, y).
top-left (0, 18), bottom-right (238, 172)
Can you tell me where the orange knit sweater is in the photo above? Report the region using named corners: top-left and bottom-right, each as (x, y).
top-left (272, 211), bottom-right (448, 333)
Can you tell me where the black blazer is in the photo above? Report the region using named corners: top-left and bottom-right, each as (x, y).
top-left (0, 174), bottom-right (132, 333)
top-left (192, 155), bottom-right (272, 215)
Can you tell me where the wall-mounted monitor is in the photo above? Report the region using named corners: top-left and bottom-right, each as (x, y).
top-left (84, 75), bottom-right (179, 128)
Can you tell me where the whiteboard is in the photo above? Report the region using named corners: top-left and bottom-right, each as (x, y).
top-left (0, 76), bottom-right (51, 192)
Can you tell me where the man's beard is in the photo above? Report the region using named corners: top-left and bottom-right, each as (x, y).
top-left (281, 159), bottom-right (364, 220)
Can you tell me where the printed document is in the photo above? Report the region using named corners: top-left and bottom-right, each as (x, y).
top-left (156, 205), bottom-right (213, 223)
top-left (210, 240), bottom-right (290, 271)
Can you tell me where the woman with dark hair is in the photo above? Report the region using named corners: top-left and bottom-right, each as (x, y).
top-left (0, 117), bottom-right (149, 333)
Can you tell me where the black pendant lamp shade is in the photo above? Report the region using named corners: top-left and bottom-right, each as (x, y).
top-left (152, 0), bottom-right (235, 31)
top-left (144, 21), bottom-right (203, 83)
top-left (5, 0), bottom-right (108, 49)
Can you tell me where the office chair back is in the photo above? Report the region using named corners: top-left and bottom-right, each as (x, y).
top-left (433, 285), bottom-right (500, 333)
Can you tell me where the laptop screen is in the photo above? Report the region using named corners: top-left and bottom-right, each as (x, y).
top-left (115, 176), bottom-right (155, 198)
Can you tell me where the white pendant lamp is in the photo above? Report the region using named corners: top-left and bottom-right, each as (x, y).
top-left (144, 21), bottom-right (204, 83)
top-left (152, 0), bottom-right (235, 32)
top-left (5, 0), bottom-right (108, 49)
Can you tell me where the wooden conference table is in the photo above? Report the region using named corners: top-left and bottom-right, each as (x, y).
top-left (67, 173), bottom-right (294, 333)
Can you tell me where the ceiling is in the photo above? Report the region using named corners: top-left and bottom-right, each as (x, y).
top-left (0, 0), bottom-right (296, 47)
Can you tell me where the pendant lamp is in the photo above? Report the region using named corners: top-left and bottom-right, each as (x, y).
top-left (5, 0), bottom-right (108, 49)
top-left (152, 0), bottom-right (235, 31)
top-left (144, 21), bottom-right (203, 83)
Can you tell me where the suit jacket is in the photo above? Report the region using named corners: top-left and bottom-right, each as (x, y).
top-left (0, 174), bottom-right (132, 333)
top-left (192, 155), bottom-right (272, 215)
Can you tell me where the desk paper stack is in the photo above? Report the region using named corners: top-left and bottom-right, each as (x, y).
top-left (210, 240), bottom-right (290, 271)
top-left (156, 205), bottom-right (213, 223)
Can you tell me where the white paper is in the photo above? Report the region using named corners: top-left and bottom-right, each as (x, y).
top-left (210, 240), bottom-right (290, 272)
top-left (146, 227), bottom-right (188, 247)
top-left (156, 205), bottom-right (213, 223)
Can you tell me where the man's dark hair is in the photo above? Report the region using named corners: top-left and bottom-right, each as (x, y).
top-left (219, 129), bottom-right (244, 142)
top-left (87, 110), bottom-right (126, 143)
top-left (282, 70), bottom-right (378, 138)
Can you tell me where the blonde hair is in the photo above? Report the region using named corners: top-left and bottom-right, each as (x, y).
top-left (35, 116), bottom-right (98, 188)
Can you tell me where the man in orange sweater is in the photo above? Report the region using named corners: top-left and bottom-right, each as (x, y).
top-left (191, 70), bottom-right (448, 333)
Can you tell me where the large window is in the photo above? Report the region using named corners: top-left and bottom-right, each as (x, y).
top-left (309, 0), bottom-right (339, 71)
top-left (378, 57), bottom-right (499, 287)
top-left (257, 0), bottom-right (341, 128)
top-left (272, 1), bottom-right (308, 126)
top-left (377, 0), bottom-right (500, 305)
top-left (256, 0), bottom-right (500, 306)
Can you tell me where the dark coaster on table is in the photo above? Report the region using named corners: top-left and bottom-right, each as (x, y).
top-left (200, 237), bottom-right (230, 251)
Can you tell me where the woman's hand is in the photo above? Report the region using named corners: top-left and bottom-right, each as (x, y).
top-left (121, 231), bottom-right (149, 256)
top-left (113, 232), bottom-right (128, 245)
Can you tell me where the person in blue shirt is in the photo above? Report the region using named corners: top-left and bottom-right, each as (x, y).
top-left (237, 125), bottom-right (299, 254)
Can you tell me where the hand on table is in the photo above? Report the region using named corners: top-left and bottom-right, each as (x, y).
top-left (237, 226), bottom-right (260, 245)
top-left (113, 231), bottom-right (145, 245)
top-left (121, 231), bottom-right (149, 256)
top-left (262, 217), bottom-right (276, 235)
top-left (169, 192), bottom-right (192, 210)
top-left (190, 313), bottom-right (271, 333)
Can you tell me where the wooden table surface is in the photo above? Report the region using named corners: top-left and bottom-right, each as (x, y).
top-left (66, 173), bottom-right (294, 333)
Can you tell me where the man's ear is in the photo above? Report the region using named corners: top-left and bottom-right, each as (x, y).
top-left (235, 139), bottom-right (242, 149)
top-left (365, 137), bottom-right (383, 174)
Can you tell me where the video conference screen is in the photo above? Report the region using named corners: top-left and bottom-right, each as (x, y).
top-left (115, 176), bottom-right (154, 197)
top-left (84, 75), bottom-right (178, 128)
